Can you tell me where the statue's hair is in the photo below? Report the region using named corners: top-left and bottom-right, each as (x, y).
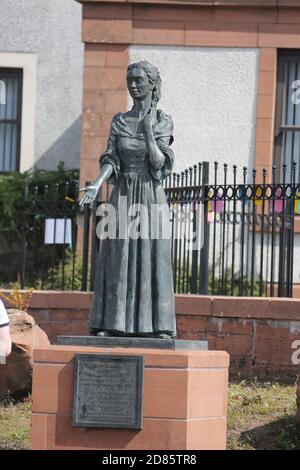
top-left (127, 61), bottom-right (162, 108)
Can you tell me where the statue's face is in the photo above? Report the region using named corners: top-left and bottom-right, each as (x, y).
top-left (127, 68), bottom-right (153, 100)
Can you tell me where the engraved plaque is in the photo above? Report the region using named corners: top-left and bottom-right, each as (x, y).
top-left (73, 354), bottom-right (144, 429)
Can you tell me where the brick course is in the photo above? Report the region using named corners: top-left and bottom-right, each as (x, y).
top-left (2, 289), bottom-right (299, 381)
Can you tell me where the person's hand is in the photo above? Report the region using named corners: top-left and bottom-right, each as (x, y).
top-left (79, 183), bottom-right (101, 207)
top-left (142, 106), bottom-right (156, 136)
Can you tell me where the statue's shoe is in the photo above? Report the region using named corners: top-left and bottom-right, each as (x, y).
top-left (155, 333), bottom-right (171, 340)
top-left (96, 330), bottom-right (111, 337)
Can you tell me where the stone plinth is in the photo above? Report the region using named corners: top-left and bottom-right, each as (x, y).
top-left (31, 345), bottom-right (229, 450)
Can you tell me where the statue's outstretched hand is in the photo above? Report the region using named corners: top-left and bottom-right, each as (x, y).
top-left (79, 184), bottom-right (100, 207)
top-left (79, 163), bottom-right (113, 206)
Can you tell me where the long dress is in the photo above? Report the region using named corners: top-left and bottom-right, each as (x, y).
top-left (89, 109), bottom-right (176, 337)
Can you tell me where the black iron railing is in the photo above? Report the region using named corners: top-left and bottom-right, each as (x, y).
top-left (20, 181), bottom-right (80, 291)
top-left (14, 161), bottom-right (300, 297)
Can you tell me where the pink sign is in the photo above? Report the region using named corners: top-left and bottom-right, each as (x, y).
top-left (274, 188), bottom-right (285, 213)
top-left (211, 199), bottom-right (224, 214)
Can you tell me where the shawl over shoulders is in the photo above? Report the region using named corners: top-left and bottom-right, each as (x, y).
top-left (110, 109), bottom-right (174, 142)
top-left (100, 109), bottom-right (175, 183)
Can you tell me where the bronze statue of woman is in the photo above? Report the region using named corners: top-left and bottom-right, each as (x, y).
top-left (80, 61), bottom-right (176, 339)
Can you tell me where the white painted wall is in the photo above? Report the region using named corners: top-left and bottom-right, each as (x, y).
top-left (129, 45), bottom-right (259, 181)
top-left (0, 0), bottom-right (84, 171)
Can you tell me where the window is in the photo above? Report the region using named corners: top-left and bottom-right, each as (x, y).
top-left (0, 68), bottom-right (23, 172)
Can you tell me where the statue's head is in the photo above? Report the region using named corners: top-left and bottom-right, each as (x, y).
top-left (127, 61), bottom-right (161, 108)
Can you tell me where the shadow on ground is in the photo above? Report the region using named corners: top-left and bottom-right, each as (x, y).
top-left (239, 415), bottom-right (300, 450)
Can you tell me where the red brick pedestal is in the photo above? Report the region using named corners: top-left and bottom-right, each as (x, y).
top-left (31, 345), bottom-right (229, 450)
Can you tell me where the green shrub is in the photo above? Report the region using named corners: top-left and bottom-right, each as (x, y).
top-left (0, 162), bottom-right (79, 285)
top-left (0, 162), bottom-right (79, 237)
top-left (36, 250), bottom-right (90, 291)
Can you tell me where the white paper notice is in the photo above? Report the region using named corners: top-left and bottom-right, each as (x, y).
top-left (44, 218), bottom-right (72, 245)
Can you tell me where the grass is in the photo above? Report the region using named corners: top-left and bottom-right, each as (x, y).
top-left (227, 380), bottom-right (299, 450)
top-left (0, 395), bottom-right (31, 450)
top-left (0, 381), bottom-right (299, 450)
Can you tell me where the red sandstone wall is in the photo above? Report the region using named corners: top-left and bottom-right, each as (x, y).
top-left (1, 290), bottom-right (299, 382)
top-left (78, 0), bottom-right (300, 185)
top-left (176, 295), bottom-right (300, 382)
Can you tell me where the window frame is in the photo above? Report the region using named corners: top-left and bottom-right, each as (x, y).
top-left (274, 50), bottom-right (300, 180)
top-left (0, 67), bottom-right (23, 173)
